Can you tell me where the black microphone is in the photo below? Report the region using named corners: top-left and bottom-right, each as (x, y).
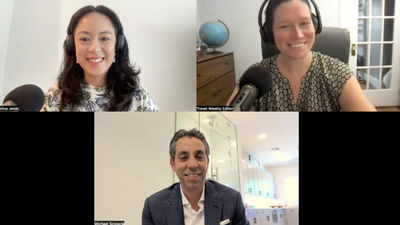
top-left (2, 84), bottom-right (45, 111)
top-left (231, 66), bottom-right (272, 111)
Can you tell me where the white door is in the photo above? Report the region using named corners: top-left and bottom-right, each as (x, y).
top-left (210, 130), bottom-right (233, 187)
top-left (343, 0), bottom-right (400, 106)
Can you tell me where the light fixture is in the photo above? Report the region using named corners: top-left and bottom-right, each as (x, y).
top-left (202, 118), bottom-right (211, 124)
top-left (258, 133), bottom-right (268, 139)
top-left (273, 151), bottom-right (291, 162)
top-left (271, 147), bottom-right (280, 151)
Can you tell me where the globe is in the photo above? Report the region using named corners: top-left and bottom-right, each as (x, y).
top-left (199, 20), bottom-right (229, 50)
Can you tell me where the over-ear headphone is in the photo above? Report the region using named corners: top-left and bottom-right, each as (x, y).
top-left (258, 0), bottom-right (322, 45)
top-left (65, 33), bottom-right (125, 52)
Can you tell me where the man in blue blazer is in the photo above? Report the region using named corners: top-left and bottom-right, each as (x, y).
top-left (142, 128), bottom-right (249, 225)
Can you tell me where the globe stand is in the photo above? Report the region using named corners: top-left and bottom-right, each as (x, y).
top-left (208, 48), bottom-right (223, 54)
top-left (199, 45), bottom-right (223, 55)
top-left (198, 45), bottom-right (208, 56)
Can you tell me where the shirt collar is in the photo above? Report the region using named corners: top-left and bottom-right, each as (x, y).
top-left (180, 184), bottom-right (205, 207)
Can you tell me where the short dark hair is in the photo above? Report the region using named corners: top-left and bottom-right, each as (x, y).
top-left (265, 0), bottom-right (312, 44)
top-left (169, 128), bottom-right (210, 161)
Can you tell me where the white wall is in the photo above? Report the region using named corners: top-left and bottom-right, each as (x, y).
top-left (197, 0), bottom-right (343, 82)
top-left (315, 0), bottom-right (341, 27)
top-left (95, 112), bottom-right (176, 225)
top-left (265, 164), bottom-right (299, 205)
top-left (198, 0), bottom-right (263, 83)
top-left (0, 0), bottom-right (16, 99)
top-left (196, 0), bottom-right (201, 46)
top-left (0, 0), bottom-right (196, 111)
top-left (1, 0), bottom-right (62, 102)
top-left (236, 136), bottom-right (248, 207)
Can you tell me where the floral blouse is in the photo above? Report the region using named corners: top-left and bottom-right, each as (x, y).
top-left (42, 83), bottom-right (158, 112)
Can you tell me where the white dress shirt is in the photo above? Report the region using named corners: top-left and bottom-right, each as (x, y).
top-left (180, 184), bottom-right (205, 225)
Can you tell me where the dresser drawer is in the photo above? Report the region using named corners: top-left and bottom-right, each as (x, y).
top-left (197, 54), bottom-right (234, 88)
top-left (197, 71), bottom-right (236, 106)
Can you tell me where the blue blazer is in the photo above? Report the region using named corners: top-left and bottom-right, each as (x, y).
top-left (142, 180), bottom-right (249, 225)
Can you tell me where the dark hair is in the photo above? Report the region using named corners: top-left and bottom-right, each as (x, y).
top-left (169, 128), bottom-right (210, 161)
top-left (265, 0), bottom-right (312, 44)
top-left (59, 5), bottom-right (140, 111)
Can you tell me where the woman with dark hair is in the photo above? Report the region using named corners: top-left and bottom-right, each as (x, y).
top-left (246, 0), bottom-right (375, 111)
top-left (42, 5), bottom-right (158, 111)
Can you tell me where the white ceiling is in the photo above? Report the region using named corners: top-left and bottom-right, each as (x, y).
top-left (222, 112), bottom-right (299, 168)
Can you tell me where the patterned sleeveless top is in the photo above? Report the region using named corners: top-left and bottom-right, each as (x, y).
top-left (253, 52), bottom-right (352, 111)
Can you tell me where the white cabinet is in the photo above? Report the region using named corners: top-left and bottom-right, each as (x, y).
top-left (276, 208), bottom-right (284, 225)
top-left (256, 168), bottom-right (263, 196)
top-left (245, 163), bottom-right (254, 195)
top-left (267, 172), bottom-right (275, 198)
top-left (251, 167), bottom-right (258, 195)
top-left (246, 209), bottom-right (255, 225)
top-left (260, 209), bottom-right (271, 225)
top-left (271, 209), bottom-right (285, 225)
top-left (242, 160), bottom-right (250, 194)
top-left (263, 209), bottom-right (273, 225)
top-left (261, 172), bottom-right (268, 198)
top-left (283, 208), bottom-right (298, 225)
top-left (247, 208), bottom-right (297, 225)
top-left (242, 154), bottom-right (275, 198)
top-left (247, 209), bottom-right (265, 225)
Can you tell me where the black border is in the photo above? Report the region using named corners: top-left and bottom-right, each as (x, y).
top-left (2, 112), bottom-right (94, 224)
top-left (299, 112), bottom-right (398, 224)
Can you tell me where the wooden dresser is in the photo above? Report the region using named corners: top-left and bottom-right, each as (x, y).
top-left (197, 52), bottom-right (236, 106)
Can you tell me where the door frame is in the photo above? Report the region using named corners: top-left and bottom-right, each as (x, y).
top-left (341, 0), bottom-right (400, 106)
